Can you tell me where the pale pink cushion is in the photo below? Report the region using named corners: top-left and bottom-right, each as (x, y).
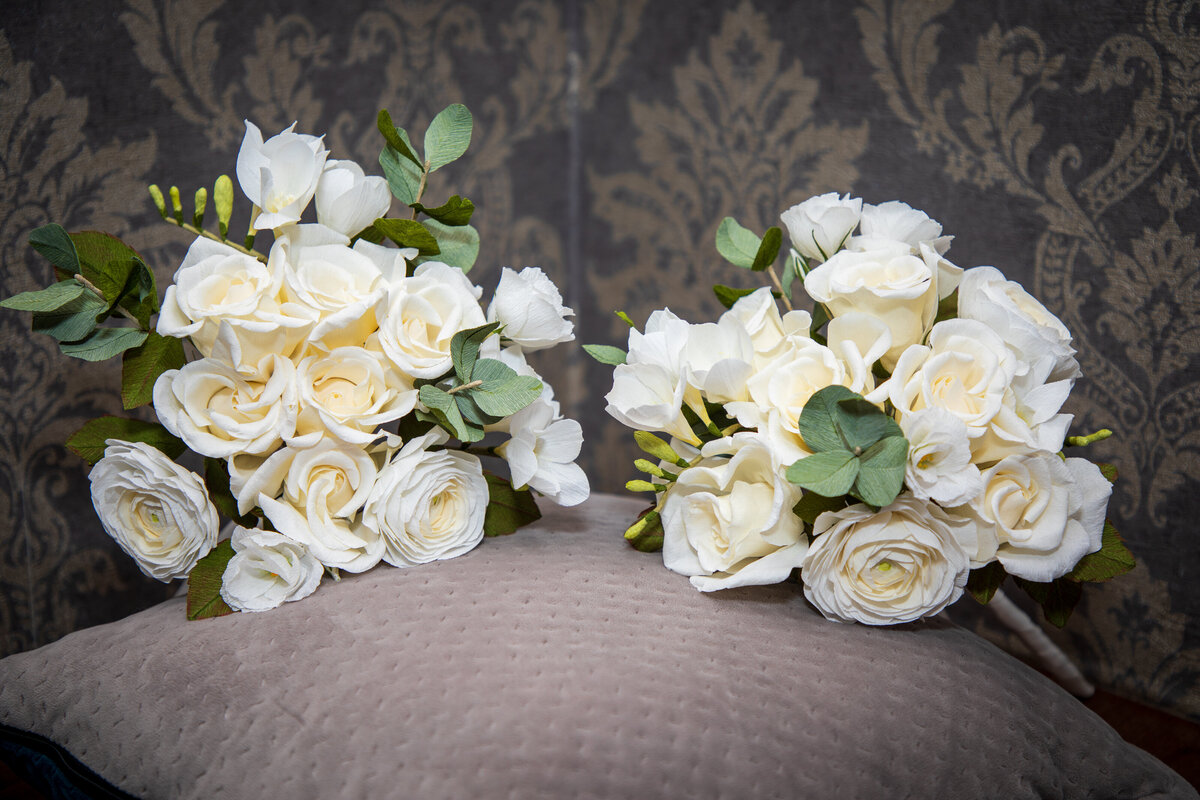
top-left (0, 494), bottom-right (1193, 798)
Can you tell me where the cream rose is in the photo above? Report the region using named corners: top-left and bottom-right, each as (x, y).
top-left (315, 159), bottom-right (392, 238)
top-left (376, 261), bottom-right (486, 379)
top-left (720, 287), bottom-right (811, 365)
top-left (487, 267), bottom-right (575, 351)
top-left (220, 527), bottom-right (324, 612)
top-left (801, 494), bottom-right (972, 625)
top-left (661, 433), bottom-right (806, 592)
top-left (780, 192), bottom-right (862, 263)
top-left (236, 120), bottom-right (328, 230)
top-left (294, 347), bottom-right (417, 445)
top-left (89, 440), bottom-right (219, 581)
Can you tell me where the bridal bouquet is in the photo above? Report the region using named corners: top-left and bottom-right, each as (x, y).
top-left (5, 104), bottom-right (588, 618)
top-left (587, 193), bottom-right (1131, 627)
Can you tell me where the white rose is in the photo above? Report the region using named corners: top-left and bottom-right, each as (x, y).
top-left (780, 192), bottom-right (862, 263)
top-left (255, 440), bottom-right (384, 572)
top-left (361, 431), bottom-right (489, 567)
top-left (851, 200), bottom-right (951, 254)
top-left (294, 346), bottom-right (417, 445)
top-left (377, 261), bottom-right (486, 379)
top-left (497, 397), bottom-right (590, 506)
top-left (958, 266), bottom-right (1080, 383)
top-left (236, 120), bottom-right (328, 230)
top-left (487, 267), bottom-right (575, 351)
top-left (963, 453), bottom-right (1112, 581)
top-left (89, 440), bottom-right (218, 581)
top-left (719, 287), bottom-right (811, 365)
top-left (220, 527), bottom-right (323, 612)
top-left (605, 309), bottom-right (700, 445)
top-left (661, 433), bottom-right (806, 591)
top-left (969, 377), bottom-right (1073, 465)
top-left (315, 159), bottom-right (392, 237)
top-left (680, 315), bottom-right (755, 404)
top-left (900, 408), bottom-right (983, 506)
top-left (352, 239), bottom-right (418, 287)
top-left (801, 494), bottom-right (972, 625)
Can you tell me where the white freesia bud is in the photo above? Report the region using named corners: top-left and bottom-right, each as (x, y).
top-left (900, 408), bottom-right (983, 506)
top-left (220, 527), bottom-right (323, 612)
top-left (361, 430), bottom-right (489, 567)
top-left (236, 120), bottom-right (328, 230)
top-left (153, 353), bottom-right (297, 459)
top-left (315, 159), bottom-right (392, 237)
top-left (964, 453), bottom-right (1111, 582)
top-left (661, 433), bottom-right (806, 591)
top-left (487, 267), bottom-right (575, 351)
top-left (780, 192), bottom-right (862, 263)
top-left (377, 261), bottom-right (486, 379)
top-left (88, 440), bottom-right (218, 581)
top-left (801, 495), bottom-right (972, 625)
top-left (294, 346), bottom-right (417, 445)
top-left (497, 397), bottom-right (589, 506)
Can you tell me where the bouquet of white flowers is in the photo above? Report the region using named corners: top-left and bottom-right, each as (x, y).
top-left (587, 193), bottom-right (1131, 627)
top-left (4, 104), bottom-right (588, 618)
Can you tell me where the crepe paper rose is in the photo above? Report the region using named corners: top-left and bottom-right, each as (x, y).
top-left (496, 397), bottom-right (590, 507)
top-left (801, 494), bottom-right (972, 625)
top-left (958, 265), bottom-right (1081, 384)
top-left (376, 260), bottom-right (487, 379)
top-left (236, 120), bottom-right (328, 230)
top-left (293, 347), bottom-right (417, 445)
top-left (968, 374), bottom-right (1074, 466)
top-left (852, 200), bottom-right (951, 255)
top-left (900, 408), bottom-right (983, 507)
top-left (487, 267), bottom-right (576, 351)
top-left (963, 453), bottom-right (1112, 582)
top-left (719, 287), bottom-right (811, 365)
top-left (352, 239), bottom-right (418, 287)
top-left (780, 192), bottom-right (862, 263)
top-left (360, 430), bottom-right (489, 567)
top-left (256, 440), bottom-right (384, 573)
top-left (220, 527), bottom-right (323, 613)
top-left (605, 309), bottom-right (701, 445)
top-left (661, 433), bottom-right (806, 592)
top-left (315, 159), bottom-right (392, 238)
top-left (680, 315), bottom-right (756, 404)
top-left (89, 440), bottom-right (219, 582)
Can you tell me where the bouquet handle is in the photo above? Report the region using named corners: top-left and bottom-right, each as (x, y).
top-left (988, 589), bottom-right (1095, 698)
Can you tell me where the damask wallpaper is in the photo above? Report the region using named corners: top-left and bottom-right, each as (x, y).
top-left (2, 0), bottom-right (1198, 722)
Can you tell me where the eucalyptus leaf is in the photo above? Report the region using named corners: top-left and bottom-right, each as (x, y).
top-left (69, 231), bottom-right (146, 307)
top-left (29, 223), bottom-right (80, 276)
top-left (797, 385), bottom-right (858, 452)
top-left (835, 397), bottom-right (903, 453)
top-left (1, 280), bottom-right (86, 312)
top-left (854, 436), bottom-right (908, 507)
top-left (380, 133), bottom-right (424, 205)
top-left (714, 217), bottom-right (761, 268)
top-left (121, 332), bottom-right (186, 409)
top-left (450, 322), bottom-right (501, 383)
top-left (418, 384), bottom-right (481, 442)
top-left (455, 392), bottom-right (501, 428)
top-left (60, 328), bottom-right (148, 362)
top-left (410, 195), bottom-right (475, 226)
top-left (424, 104), bottom-right (473, 171)
top-left (582, 344), bottom-right (627, 365)
top-left (377, 109), bottom-right (424, 168)
top-left (66, 416), bottom-right (186, 465)
top-left (187, 541), bottom-right (237, 621)
top-left (468, 358), bottom-right (543, 417)
top-left (373, 218), bottom-right (440, 255)
top-left (416, 220), bottom-right (479, 272)
top-left (482, 472), bottom-right (541, 537)
top-left (31, 292), bottom-right (107, 342)
top-left (751, 226), bottom-right (782, 271)
top-left (785, 450), bottom-right (860, 497)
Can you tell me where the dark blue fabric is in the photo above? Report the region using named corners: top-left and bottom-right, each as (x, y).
top-left (0, 724), bottom-right (136, 800)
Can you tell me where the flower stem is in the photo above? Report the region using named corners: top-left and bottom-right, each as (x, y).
top-left (74, 273), bottom-right (143, 328)
top-left (410, 161), bottom-right (430, 219)
top-left (447, 379), bottom-right (483, 395)
top-left (766, 265), bottom-right (794, 312)
top-left (162, 217), bottom-right (268, 263)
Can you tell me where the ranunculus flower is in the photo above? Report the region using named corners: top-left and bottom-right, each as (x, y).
top-left (294, 347), bottom-right (417, 445)
top-left (963, 453), bottom-right (1111, 581)
top-left (236, 120), bottom-right (328, 230)
top-left (89, 440), bottom-right (219, 581)
top-left (900, 407), bottom-right (983, 506)
top-left (376, 261), bottom-right (486, 379)
top-left (360, 431), bottom-right (489, 567)
top-left (497, 397), bottom-right (589, 506)
top-left (801, 494), bottom-right (972, 625)
top-left (487, 267), bottom-right (575, 351)
top-left (780, 192), bottom-right (862, 263)
top-left (661, 433), bottom-right (806, 591)
top-left (315, 159), bottom-right (392, 237)
top-left (220, 527), bottom-right (323, 612)
top-left (153, 353), bottom-right (297, 459)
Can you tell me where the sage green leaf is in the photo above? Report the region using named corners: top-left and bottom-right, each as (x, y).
top-left (785, 449), bottom-right (859, 497)
top-left (1013, 576), bottom-right (1082, 629)
top-left (469, 358), bottom-right (543, 417)
top-left (121, 331), bottom-right (186, 409)
top-left (751, 226), bottom-right (782, 271)
top-left (582, 344), bottom-right (627, 365)
top-left (780, 253), bottom-right (799, 299)
top-left (377, 109), bottom-right (424, 168)
top-left (60, 328), bottom-right (148, 362)
top-left (714, 216), bottom-right (761, 268)
top-left (418, 384), bottom-right (481, 442)
top-left (633, 431), bottom-right (689, 467)
top-left (424, 103), bottom-right (472, 171)
top-left (713, 284), bottom-right (759, 309)
top-left (854, 436), bottom-right (908, 507)
top-left (450, 322), bottom-right (501, 382)
top-left (29, 223), bottom-right (79, 276)
top-left (455, 392), bottom-right (501, 428)
top-left (214, 175), bottom-right (234, 239)
top-left (417, 220), bottom-right (479, 272)
top-left (66, 416), bottom-right (186, 465)
top-left (624, 507), bottom-right (664, 552)
top-left (373, 218), bottom-right (441, 255)
top-left (792, 491), bottom-right (850, 527)
top-left (379, 125), bottom-right (424, 204)
top-left (482, 471), bottom-right (541, 536)
top-left (31, 292), bottom-right (107, 342)
top-left (1, 280), bottom-right (86, 312)
top-left (187, 540), bottom-right (237, 621)
top-left (797, 385), bottom-right (858, 452)
top-left (835, 396), bottom-right (903, 452)
top-left (966, 561), bottom-right (1007, 605)
top-left (410, 195), bottom-right (474, 226)
top-left (1067, 521), bottom-right (1135, 583)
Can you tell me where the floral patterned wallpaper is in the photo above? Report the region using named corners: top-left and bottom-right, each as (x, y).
top-left (2, 0), bottom-right (1197, 721)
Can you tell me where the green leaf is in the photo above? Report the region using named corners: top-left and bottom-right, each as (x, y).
top-left (204, 457), bottom-right (257, 527)
top-left (187, 540), bottom-right (237, 621)
top-left (797, 385), bottom-right (859, 452)
top-left (854, 436), bottom-right (908, 507)
top-left (1, 281), bottom-right (86, 312)
top-left (468, 358), bottom-right (543, 417)
top-left (418, 384), bottom-right (481, 442)
top-left (1013, 576), bottom-right (1082, 629)
top-left (450, 322), bottom-right (501, 383)
top-left (835, 396), bottom-right (903, 452)
top-left (713, 284), bottom-right (759, 309)
top-left (482, 472), bottom-right (541, 536)
top-left (792, 491), bottom-right (850, 527)
top-left (751, 226), bottom-right (783, 272)
top-left (66, 416), bottom-right (186, 465)
top-left (373, 218), bottom-right (441, 255)
top-left (809, 302), bottom-right (832, 345)
top-left (934, 289), bottom-right (958, 325)
top-left (28, 224), bottom-right (80, 276)
top-left (59, 328), bottom-right (148, 361)
top-left (633, 430), bottom-right (689, 467)
top-left (785, 450), bottom-right (860, 497)
top-left (121, 332), bottom-right (185, 409)
top-left (1098, 462), bottom-right (1118, 483)
top-left (1067, 521), bottom-right (1135, 583)
top-left (582, 344), bottom-right (627, 365)
top-left (455, 391), bottom-right (502, 428)
top-left (624, 507), bottom-right (664, 552)
top-left (780, 252), bottom-right (800, 299)
top-left (715, 217), bottom-right (761, 268)
top-left (410, 195), bottom-right (475, 226)
top-left (417, 220), bottom-right (479, 272)
top-left (114, 258), bottom-right (158, 328)
top-left (31, 291), bottom-right (107, 342)
top-left (69, 231), bottom-right (145, 306)
top-left (377, 109), bottom-right (424, 168)
top-left (379, 125), bottom-right (424, 204)
top-left (396, 412), bottom-right (436, 442)
top-left (966, 561), bottom-right (1008, 605)
top-left (214, 175), bottom-right (234, 239)
top-left (424, 103), bottom-right (473, 171)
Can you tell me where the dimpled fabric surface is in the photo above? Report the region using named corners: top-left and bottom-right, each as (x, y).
top-left (0, 494), bottom-right (1194, 800)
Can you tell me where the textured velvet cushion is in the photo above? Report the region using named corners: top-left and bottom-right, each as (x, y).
top-left (0, 494), bottom-right (1193, 799)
